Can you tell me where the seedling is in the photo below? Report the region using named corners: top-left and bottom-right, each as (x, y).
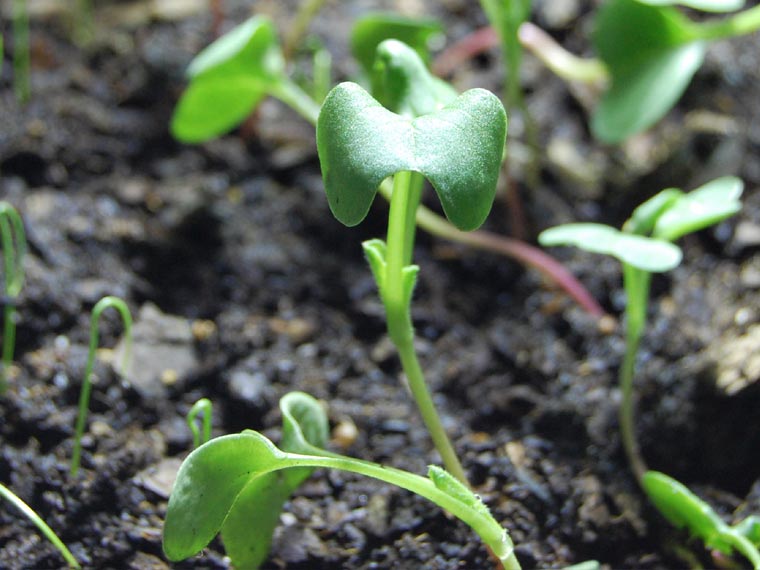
top-left (13, 0), bottom-right (30, 102)
top-left (0, 202), bottom-right (26, 394)
top-left (0, 482), bottom-right (81, 569)
top-left (163, 392), bottom-right (520, 569)
top-left (540, 176), bottom-right (742, 480)
top-left (186, 397), bottom-right (212, 449)
top-left (70, 296), bottom-right (133, 477)
top-left (643, 471), bottom-right (760, 569)
top-left (521, 0), bottom-right (760, 142)
top-left (170, 15), bottom-right (605, 318)
top-left (540, 177), bottom-right (748, 562)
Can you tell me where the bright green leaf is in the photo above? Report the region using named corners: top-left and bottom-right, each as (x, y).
top-left (735, 516), bottom-right (760, 545)
top-left (165, 392), bottom-right (329, 569)
top-left (171, 16), bottom-right (284, 143)
top-left (164, 429), bottom-right (516, 567)
top-left (635, 0), bottom-right (745, 13)
top-left (372, 39), bottom-right (457, 118)
top-left (652, 176), bottom-right (743, 241)
top-left (538, 223), bottom-right (683, 272)
top-left (317, 82), bottom-right (506, 231)
top-left (591, 0), bottom-right (705, 142)
top-left (351, 13), bottom-right (443, 77)
top-left (624, 188), bottom-right (683, 235)
top-left (642, 471), bottom-right (733, 553)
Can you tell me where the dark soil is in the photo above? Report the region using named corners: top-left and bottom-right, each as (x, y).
top-left (1, 1), bottom-right (759, 568)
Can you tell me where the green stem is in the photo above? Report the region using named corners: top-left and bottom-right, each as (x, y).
top-left (271, 78), bottom-right (322, 125)
top-left (620, 263), bottom-right (651, 484)
top-left (723, 530), bottom-right (760, 570)
top-left (13, 0), bottom-right (30, 103)
top-left (187, 398), bottom-right (213, 449)
top-left (71, 296), bottom-right (133, 477)
top-left (282, 0), bottom-right (328, 59)
top-left (382, 171), bottom-right (468, 485)
top-left (0, 483), bottom-right (81, 568)
top-left (0, 203), bottom-right (26, 394)
top-left (697, 4), bottom-right (760, 41)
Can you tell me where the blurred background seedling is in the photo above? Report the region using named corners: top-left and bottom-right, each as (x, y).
top-left (186, 397), bottom-right (212, 449)
top-left (0, 202), bottom-right (26, 394)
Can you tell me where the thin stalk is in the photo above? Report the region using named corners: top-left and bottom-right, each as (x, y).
top-left (71, 296), bottom-right (133, 477)
top-left (723, 530), bottom-right (760, 570)
top-left (383, 171), bottom-right (468, 484)
top-left (282, 0), bottom-right (328, 60)
top-left (271, 79), bottom-right (322, 125)
top-left (74, 0), bottom-right (94, 45)
top-left (0, 203), bottom-right (27, 394)
top-left (13, 0), bottom-right (30, 103)
top-left (697, 4), bottom-right (760, 41)
top-left (0, 483), bottom-right (81, 568)
top-left (619, 263), bottom-right (651, 484)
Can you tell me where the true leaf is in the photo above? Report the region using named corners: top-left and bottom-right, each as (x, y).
top-left (635, 0), bottom-right (745, 12)
top-left (351, 13), bottom-right (443, 77)
top-left (591, 0), bottom-right (705, 142)
top-left (652, 176), bottom-right (743, 241)
top-left (371, 39), bottom-right (457, 118)
top-left (538, 223), bottom-right (683, 272)
top-left (624, 188), bottom-right (683, 236)
top-left (171, 16), bottom-right (284, 143)
top-left (317, 82), bottom-right (506, 231)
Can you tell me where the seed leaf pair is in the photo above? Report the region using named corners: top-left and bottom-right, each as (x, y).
top-left (317, 82), bottom-right (507, 231)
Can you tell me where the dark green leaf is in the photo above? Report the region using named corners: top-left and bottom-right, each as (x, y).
top-left (652, 176), bottom-right (743, 241)
top-left (171, 16), bottom-right (284, 143)
top-left (538, 223), bottom-right (682, 272)
top-left (351, 13), bottom-right (443, 77)
top-left (372, 39), bottom-right (457, 117)
top-left (635, 0), bottom-right (744, 12)
top-left (317, 82), bottom-right (506, 230)
top-left (591, 0), bottom-right (705, 142)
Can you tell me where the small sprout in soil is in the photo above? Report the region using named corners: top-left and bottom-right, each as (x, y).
top-left (0, 482), bottom-right (81, 569)
top-left (13, 0), bottom-right (31, 102)
top-left (540, 175), bottom-right (743, 481)
top-left (521, 0), bottom-right (760, 142)
top-left (70, 296), bottom-right (133, 477)
top-left (0, 201), bottom-right (26, 394)
top-left (643, 471), bottom-right (760, 569)
top-left (164, 392), bottom-right (520, 570)
top-left (186, 397), bottom-right (212, 449)
top-left (317, 45), bottom-right (507, 484)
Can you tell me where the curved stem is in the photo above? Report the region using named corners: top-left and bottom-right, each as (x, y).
top-left (723, 530), bottom-right (760, 570)
top-left (0, 483), bottom-right (81, 568)
top-left (71, 296), bottom-right (133, 477)
top-left (697, 5), bottom-right (760, 41)
top-left (270, 78), bottom-right (322, 125)
top-left (187, 398), bottom-right (213, 449)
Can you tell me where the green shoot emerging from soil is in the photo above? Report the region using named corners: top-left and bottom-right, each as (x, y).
top-left (317, 41), bottom-right (507, 484)
top-left (540, 176), bottom-right (745, 563)
top-left (0, 482), bottom-right (81, 569)
top-left (186, 397), bottom-right (212, 449)
top-left (70, 296), bottom-right (133, 477)
top-left (521, 0), bottom-right (760, 142)
top-left (163, 392), bottom-right (519, 570)
top-left (170, 14), bottom-right (605, 318)
top-left (0, 202), bottom-right (26, 394)
top-left (540, 176), bottom-right (742, 480)
top-left (643, 471), bottom-right (760, 569)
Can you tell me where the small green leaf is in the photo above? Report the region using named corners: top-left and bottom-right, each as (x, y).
top-left (635, 0), bottom-right (745, 12)
top-left (351, 13), bottom-right (443, 77)
top-left (652, 176), bottom-right (743, 241)
top-left (171, 16), bottom-right (284, 143)
top-left (538, 223), bottom-right (683, 272)
top-left (401, 264), bottom-right (420, 311)
top-left (372, 39), bottom-right (457, 118)
top-left (317, 82), bottom-right (506, 230)
top-left (591, 0), bottom-right (705, 142)
top-left (428, 465), bottom-right (490, 519)
top-left (734, 516), bottom-right (760, 545)
top-left (642, 471), bottom-right (733, 553)
top-left (363, 239), bottom-right (388, 294)
top-left (624, 188), bottom-right (683, 236)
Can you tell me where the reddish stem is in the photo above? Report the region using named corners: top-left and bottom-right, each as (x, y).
top-left (433, 26), bottom-right (499, 77)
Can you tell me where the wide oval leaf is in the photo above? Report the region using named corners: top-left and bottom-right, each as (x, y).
top-left (591, 0), bottom-right (705, 142)
top-left (171, 16), bottom-right (284, 143)
top-left (317, 82), bottom-right (506, 231)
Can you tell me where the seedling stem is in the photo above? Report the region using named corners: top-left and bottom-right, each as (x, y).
top-left (699, 4), bottom-right (760, 40)
top-left (187, 398), bottom-right (213, 449)
top-left (71, 296), bottom-right (133, 477)
top-left (0, 202), bottom-right (26, 394)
